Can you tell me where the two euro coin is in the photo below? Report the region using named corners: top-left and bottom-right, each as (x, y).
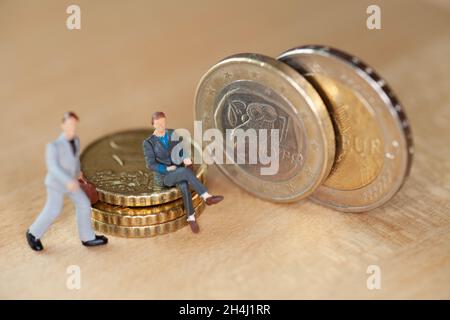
top-left (195, 46), bottom-right (413, 212)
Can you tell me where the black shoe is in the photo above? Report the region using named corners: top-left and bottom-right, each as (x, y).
top-left (188, 220), bottom-right (200, 234)
top-left (26, 230), bottom-right (43, 251)
top-left (205, 195), bottom-right (224, 206)
top-left (82, 235), bottom-right (108, 247)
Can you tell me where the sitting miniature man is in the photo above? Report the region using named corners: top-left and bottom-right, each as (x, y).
top-left (143, 111), bottom-right (224, 233)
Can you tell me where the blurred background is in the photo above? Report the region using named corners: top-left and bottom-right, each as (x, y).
top-left (0, 0), bottom-right (449, 299)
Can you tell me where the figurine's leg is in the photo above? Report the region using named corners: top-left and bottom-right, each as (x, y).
top-left (29, 188), bottom-right (65, 239)
top-left (173, 167), bottom-right (208, 196)
top-left (67, 189), bottom-right (96, 242)
top-left (164, 170), bottom-right (198, 219)
top-left (175, 181), bottom-right (195, 219)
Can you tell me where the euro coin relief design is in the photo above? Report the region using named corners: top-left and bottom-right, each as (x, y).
top-left (80, 129), bottom-right (207, 206)
top-left (278, 45), bottom-right (414, 212)
top-left (195, 53), bottom-right (335, 202)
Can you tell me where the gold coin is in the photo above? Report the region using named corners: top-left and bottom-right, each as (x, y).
top-left (92, 194), bottom-right (202, 226)
top-left (195, 53), bottom-right (335, 202)
top-left (278, 45), bottom-right (414, 212)
top-left (80, 129), bottom-right (207, 206)
top-left (91, 202), bottom-right (205, 238)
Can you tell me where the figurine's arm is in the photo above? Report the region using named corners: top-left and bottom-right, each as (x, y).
top-left (75, 137), bottom-right (82, 178)
top-left (46, 143), bottom-right (73, 185)
top-left (143, 140), bottom-right (167, 174)
top-left (75, 161), bottom-right (81, 178)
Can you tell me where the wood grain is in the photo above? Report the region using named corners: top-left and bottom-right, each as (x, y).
top-left (0, 0), bottom-right (449, 299)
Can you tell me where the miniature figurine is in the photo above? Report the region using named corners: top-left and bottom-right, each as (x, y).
top-left (26, 111), bottom-right (108, 251)
top-left (143, 111), bottom-right (224, 233)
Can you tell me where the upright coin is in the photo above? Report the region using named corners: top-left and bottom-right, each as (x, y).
top-left (278, 45), bottom-right (414, 212)
top-left (81, 129), bottom-right (207, 206)
top-left (195, 53), bottom-right (335, 202)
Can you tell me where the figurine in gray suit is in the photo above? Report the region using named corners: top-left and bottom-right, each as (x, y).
top-left (26, 112), bottom-right (108, 251)
top-left (143, 111), bottom-right (224, 234)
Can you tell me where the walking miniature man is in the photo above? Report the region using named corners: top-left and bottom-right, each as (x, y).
top-left (26, 111), bottom-right (108, 251)
top-left (143, 111), bottom-right (224, 233)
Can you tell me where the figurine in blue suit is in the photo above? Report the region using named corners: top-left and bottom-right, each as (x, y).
top-left (143, 111), bottom-right (224, 233)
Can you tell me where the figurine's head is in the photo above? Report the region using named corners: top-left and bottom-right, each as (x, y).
top-left (61, 111), bottom-right (79, 140)
top-left (151, 111), bottom-right (166, 133)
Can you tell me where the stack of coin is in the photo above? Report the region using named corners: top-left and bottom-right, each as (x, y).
top-left (195, 45), bottom-right (414, 212)
top-left (80, 129), bottom-right (208, 237)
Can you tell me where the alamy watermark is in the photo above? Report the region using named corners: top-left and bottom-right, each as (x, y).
top-left (168, 121), bottom-right (281, 176)
top-left (66, 265), bottom-right (81, 290)
top-left (66, 4), bottom-right (81, 30)
top-left (366, 5), bottom-right (382, 30)
top-left (366, 265), bottom-right (381, 290)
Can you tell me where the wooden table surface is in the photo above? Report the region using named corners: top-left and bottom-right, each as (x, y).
top-left (1, 0), bottom-right (449, 299)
